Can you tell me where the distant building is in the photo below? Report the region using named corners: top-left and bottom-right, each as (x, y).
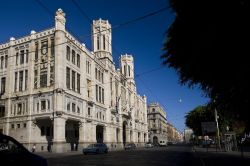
top-left (147, 103), bottom-right (168, 145)
top-left (184, 128), bottom-right (193, 143)
top-left (167, 122), bottom-right (183, 143)
top-left (0, 9), bottom-right (148, 152)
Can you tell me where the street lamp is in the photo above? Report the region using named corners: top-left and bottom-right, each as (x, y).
top-left (214, 100), bottom-right (221, 150)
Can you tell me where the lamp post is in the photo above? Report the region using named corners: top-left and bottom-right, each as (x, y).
top-left (214, 104), bottom-right (221, 150)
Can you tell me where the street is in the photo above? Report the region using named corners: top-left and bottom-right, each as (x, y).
top-left (38, 145), bottom-right (250, 166)
top-left (38, 145), bottom-right (199, 166)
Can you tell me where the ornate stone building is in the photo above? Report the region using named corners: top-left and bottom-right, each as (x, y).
top-left (147, 103), bottom-right (168, 145)
top-left (0, 9), bottom-right (148, 152)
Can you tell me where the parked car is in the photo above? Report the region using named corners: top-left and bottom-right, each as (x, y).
top-left (145, 142), bottom-right (153, 148)
top-left (82, 143), bottom-right (108, 155)
top-left (167, 141), bottom-right (173, 145)
top-left (124, 143), bottom-right (136, 150)
top-left (0, 133), bottom-right (48, 166)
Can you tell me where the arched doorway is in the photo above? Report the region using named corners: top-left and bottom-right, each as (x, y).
top-left (96, 125), bottom-right (104, 143)
top-left (123, 121), bottom-right (127, 145)
top-left (153, 136), bottom-right (158, 145)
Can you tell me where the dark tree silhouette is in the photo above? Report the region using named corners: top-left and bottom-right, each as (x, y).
top-left (162, 0), bottom-right (250, 130)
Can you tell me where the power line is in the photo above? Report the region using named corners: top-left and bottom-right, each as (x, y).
top-left (70, 0), bottom-right (123, 58)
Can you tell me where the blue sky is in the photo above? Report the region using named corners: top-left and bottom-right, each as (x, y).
top-left (0, 0), bottom-right (209, 132)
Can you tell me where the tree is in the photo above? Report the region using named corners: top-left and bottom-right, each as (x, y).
top-left (185, 103), bottom-right (232, 136)
top-left (162, 0), bottom-right (250, 130)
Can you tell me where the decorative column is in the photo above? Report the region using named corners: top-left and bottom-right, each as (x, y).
top-left (79, 120), bottom-right (85, 144)
top-left (53, 116), bottom-right (66, 153)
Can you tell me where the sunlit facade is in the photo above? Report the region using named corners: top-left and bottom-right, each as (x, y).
top-left (0, 9), bottom-right (148, 152)
top-left (147, 103), bottom-right (168, 145)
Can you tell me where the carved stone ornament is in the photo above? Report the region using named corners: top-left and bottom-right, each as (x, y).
top-left (55, 8), bottom-right (66, 24)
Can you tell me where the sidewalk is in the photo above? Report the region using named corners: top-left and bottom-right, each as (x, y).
top-left (193, 146), bottom-right (250, 158)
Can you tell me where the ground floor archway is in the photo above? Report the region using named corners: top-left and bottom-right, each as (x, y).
top-left (96, 125), bottom-right (104, 143)
top-left (65, 120), bottom-right (79, 151)
top-left (123, 121), bottom-right (127, 145)
top-left (153, 136), bottom-right (158, 145)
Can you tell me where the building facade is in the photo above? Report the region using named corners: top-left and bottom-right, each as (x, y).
top-left (166, 122), bottom-right (183, 143)
top-left (0, 9), bottom-right (148, 152)
top-left (147, 103), bottom-right (168, 145)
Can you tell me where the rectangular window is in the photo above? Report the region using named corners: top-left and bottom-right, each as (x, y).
top-left (51, 38), bottom-right (54, 58)
top-left (98, 70), bottom-right (101, 81)
top-left (66, 46), bottom-right (70, 60)
top-left (77, 54), bottom-right (80, 67)
top-left (0, 57), bottom-right (3, 69)
top-left (97, 35), bottom-right (100, 50)
top-left (11, 124), bottom-right (14, 129)
top-left (41, 100), bottom-right (46, 110)
top-left (72, 50), bottom-right (75, 64)
top-left (35, 42), bottom-right (38, 61)
top-left (72, 103), bottom-right (76, 112)
top-left (103, 35), bottom-right (105, 50)
top-left (0, 56), bottom-right (3, 69)
top-left (17, 103), bottom-right (22, 115)
top-left (14, 72), bottom-right (17, 92)
top-left (26, 50), bottom-right (29, 63)
top-left (77, 73), bottom-right (80, 93)
top-left (19, 71), bottom-right (23, 91)
top-left (88, 107), bottom-right (90, 115)
top-left (1, 77), bottom-right (6, 94)
top-left (20, 50), bottom-right (24, 64)
top-left (5, 55), bottom-right (8, 68)
top-left (40, 71), bottom-right (47, 88)
top-left (0, 106), bottom-right (5, 117)
top-left (37, 103), bottom-right (39, 112)
top-left (101, 73), bottom-right (104, 83)
top-left (99, 86), bottom-right (101, 103)
top-left (17, 124), bottom-right (20, 128)
top-left (86, 61), bottom-right (90, 74)
top-left (96, 85), bottom-right (98, 102)
top-left (23, 123), bottom-right (26, 128)
top-left (72, 70), bottom-right (75, 91)
top-left (102, 88), bottom-right (104, 104)
top-left (25, 70), bottom-right (28, 90)
top-left (34, 70), bottom-right (38, 89)
top-left (95, 68), bottom-right (97, 79)
top-left (16, 52), bottom-right (19, 65)
top-left (66, 67), bottom-right (70, 89)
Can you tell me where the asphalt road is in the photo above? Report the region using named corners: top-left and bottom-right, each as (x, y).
top-left (38, 145), bottom-right (250, 166)
top-left (39, 145), bottom-right (201, 166)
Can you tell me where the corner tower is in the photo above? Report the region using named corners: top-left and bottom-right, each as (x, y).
top-left (120, 54), bottom-right (135, 84)
top-left (92, 19), bottom-right (112, 62)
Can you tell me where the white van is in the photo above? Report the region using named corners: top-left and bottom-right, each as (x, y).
top-left (159, 140), bottom-right (167, 146)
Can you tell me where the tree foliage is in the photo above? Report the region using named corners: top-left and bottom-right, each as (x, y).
top-left (185, 103), bottom-right (233, 136)
top-left (162, 0), bottom-right (250, 129)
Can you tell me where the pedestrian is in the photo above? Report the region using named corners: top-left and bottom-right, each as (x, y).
top-left (32, 144), bottom-right (36, 153)
top-left (73, 143), bottom-right (76, 151)
top-left (47, 143), bottom-right (51, 152)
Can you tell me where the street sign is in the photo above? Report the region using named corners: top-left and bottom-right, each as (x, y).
top-left (201, 122), bottom-right (216, 134)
